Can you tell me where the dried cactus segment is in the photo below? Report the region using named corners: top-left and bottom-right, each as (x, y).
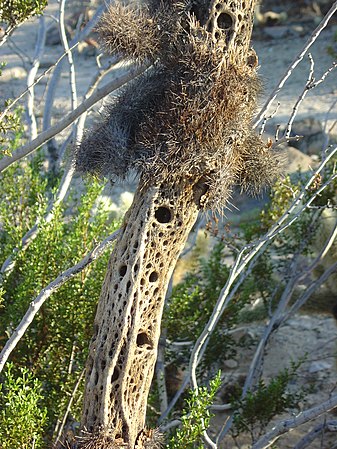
top-left (135, 427), bottom-right (164, 449)
top-left (75, 0), bottom-right (278, 213)
top-left (97, 3), bottom-right (160, 63)
top-left (74, 121), bottom-right (131, 179)
top-left (237, 134), bottom-right (286, 195)
top-left (75, 69), bottom-right (171, 179)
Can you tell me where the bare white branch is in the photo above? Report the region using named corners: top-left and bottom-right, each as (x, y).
top-left (0, 63), bottom-right (150, 173)
top-left (59, 0), bottom-right (78, 117)
top-left (253, 0), bottom-right (337, 128)
top-left (285, 53), bottom-right (315, 139)
top-left (251, 395), bottom-right (337, 449)
top-left (0, 229), bottom-right (120, 374)
top-left (26, 16), bottom-right (46, 140)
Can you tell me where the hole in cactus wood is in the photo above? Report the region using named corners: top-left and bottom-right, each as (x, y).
top-left (155, 206), bottom-right (172, 223)
top-left (119, 264), bottom-right (127, 277)
top-left (137, 332), bottom-right (152, 348)
top-left (218, 12), bottom-right (232, 29)
top-left (149, 271), bottom-right (158, 282)
top-left (111, 367), bottom-right (119, 382)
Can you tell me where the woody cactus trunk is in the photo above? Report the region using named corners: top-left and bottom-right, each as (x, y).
top-left (75, 0), bottom-right (281, 447)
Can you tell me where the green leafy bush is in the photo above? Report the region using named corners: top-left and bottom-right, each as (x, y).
top-left (231, 363), bottom-right (305, 441)
top-left (168, 372), bottom-right (221, 449)
top-left (0, 363), bottom-right (48, 449)
top-left (0, 152), bottom-right (119, 441)
top-left (0, 0), bottom-right (48, 27)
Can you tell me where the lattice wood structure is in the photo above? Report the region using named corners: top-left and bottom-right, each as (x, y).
top-left (75, 0), bottom-right (279, 447)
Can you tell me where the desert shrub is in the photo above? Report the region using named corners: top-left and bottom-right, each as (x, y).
top-left (231, 362), bottom-right (306, 442)
top-left (0, 0), bottom-right (47, 27)
top-left (167, 371), bottom-right (222, 449)
top-left (0, 363), bottom-right (48, 449)
top-left (0, 145), bottom-right (119, 441)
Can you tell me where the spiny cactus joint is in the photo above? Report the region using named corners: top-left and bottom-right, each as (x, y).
top-left (75, 0), bottom-right (283, 212)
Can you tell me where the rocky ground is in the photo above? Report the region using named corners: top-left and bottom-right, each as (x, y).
top-left (1, 1), bottom-right (337, 448)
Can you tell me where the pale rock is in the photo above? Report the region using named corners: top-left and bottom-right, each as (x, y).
top-left (308, 361), bottom-right (332, 374)
top-left (0, 66), bottom-right (27, 82)
top-left (224, 359), bottom-right (238, 369)
top-left (264, 25), bottom-right (289, 39)
top-left (285, 146), bottom-right (316, 174)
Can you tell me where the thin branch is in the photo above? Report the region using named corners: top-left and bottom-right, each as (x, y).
top-left (284, 259), bottom-right (337, 319)
top-left (293, 420), bottom-right (337, 449)
top-left (0, 229), bottom-right (120, 374)
top-left (271, 135), bottom-right (302, 148)
top-left (259, 102), bottom-right (280, 136)
top-left (26, 16), bottom-right (46, 140)
top-left (0, 24), bottom-right (15, 47)
top-left (285, 53), bottom-right (315, 139)
top-left (285, 57), bottom-right (337, 140)
top-left (322, 98), bottom-right (337, 154)
top-left (298, 218), bottom-right (337, 278)
top-left (0, 63), bottom-right (150, 173)
top-left (159, 419), bottom-right (181, 432)
top-left (253, 0), bottom-right (337, 128)
top-left (54, 369), bottom-right (85, 446)
top-left (7, 36), bottom-right (31, 67)
top-left (251, 395), bottom-right (337, 449)
top-left (59, 0), bottom-right (78, 117)
top-left (0, 41), bottom-right (80, 123)
top-left (158, 375), bottom-right (190, 423)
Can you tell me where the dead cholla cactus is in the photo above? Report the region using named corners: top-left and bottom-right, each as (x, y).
top-left (75, 0), bottom-right (282, 211)
top-left (75, 2), bottom-right (281, 448)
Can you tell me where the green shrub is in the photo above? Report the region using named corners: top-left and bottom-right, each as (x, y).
top-left (167, 371), bottom-right (221, 449)
top-left (0, 363), bottom-right (48, 449)
top-left (231, 362), bottom-right (306, 441)
top-left (0, 152), bottom-right (119, 441)
top-left (0, 0), bottom-right (48, 27)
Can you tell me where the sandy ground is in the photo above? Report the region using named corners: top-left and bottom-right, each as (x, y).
top-left (1, 2), bottom-right (337, 448)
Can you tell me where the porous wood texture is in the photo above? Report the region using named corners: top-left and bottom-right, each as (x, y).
top-left (81, 179), bottom-right (199, 446)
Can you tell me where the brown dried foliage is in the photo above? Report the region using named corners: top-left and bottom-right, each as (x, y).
top-left (75, 0), bottom-right (283, 212)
